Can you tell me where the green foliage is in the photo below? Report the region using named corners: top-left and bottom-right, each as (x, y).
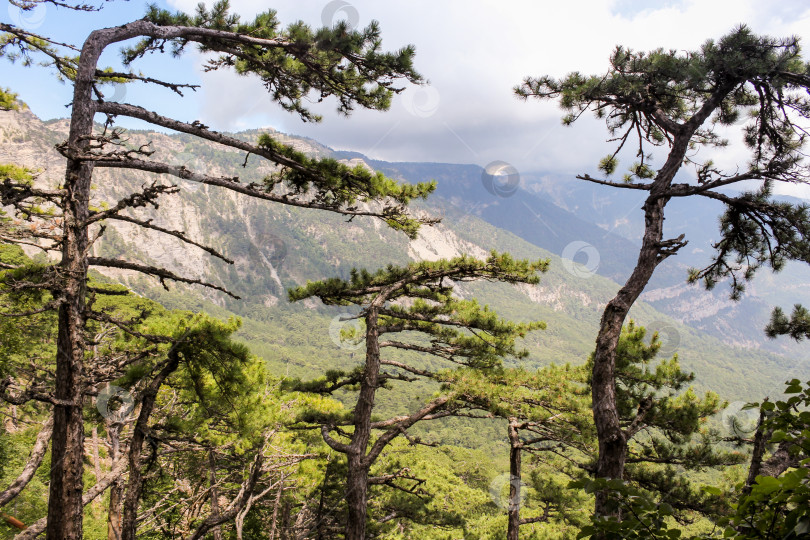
top-left (134, 1), bottom-right (422, 121)
top-left (0, 164), bottom-right (34, 185)
top-left (517, 25), bottom-right (808, 157)
top-left (256, 133), bottom-right (435, 237)
top-left (446, 363), bottom-right (589, 421)
top-left (766, 304), bottom-right (810, 341)
top-left (0, 88), bottom-right (18, 110)
top-left (518, 25), bottom-right (810, 299)
top-left (592, 322), bottom-right (724, 437)
top-left (689, 186), bottom-right (810, 300)
top-left (598, 155), bottom-right (618, 176)
top-left (722, 379), bottom-right (810, 539)
top-left (290, 251), bottom-right (548, 304)
top-left (575, 478), bottom-right (691, 540)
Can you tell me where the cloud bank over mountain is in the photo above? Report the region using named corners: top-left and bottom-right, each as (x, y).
top-left (169, 0), bottom-right (810, 199)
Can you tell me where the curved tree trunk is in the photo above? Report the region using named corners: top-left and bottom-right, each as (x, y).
top-left (591, 134), bottom-right (691, 517)
top-left (121, 349), bottom-right (181, 540)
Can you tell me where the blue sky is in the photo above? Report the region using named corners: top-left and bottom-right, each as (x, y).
top-left (3, 0), bottom-right (810, 197)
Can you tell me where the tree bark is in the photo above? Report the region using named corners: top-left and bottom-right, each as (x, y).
top-left (345, 307), bottom-right (380, 540)
top-left (121, 350), bottom-right (181, 540)
top-left (743, 410), bottom-right (770, 496)
top-left (591, 132), bottom-right (692, 517)
top-left (208, 450), bottom-right (223, 540)
top-left (107, 423), bottom-right (123, 540)
top-left (46, 25), bottom-right (105, 538)
top-left (507, 418), bottom-right (522, 540)
top-left (760, 441), bottom-right (802, 477)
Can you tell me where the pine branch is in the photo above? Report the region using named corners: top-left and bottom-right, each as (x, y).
top-left (364, 396), bottom-right (451, 465)
top-left (576, 174), bottom-right (651, 191)
top-left (0, 416), bottom-right (53, 507)
top-left (91, 156), bottom-right (430, 233)
top-left (93, 69), bottom-right (199, 96)
top-left (87, 257), bottom-right (239, 299)
top-left (101, 214), bottom-right (233, 264)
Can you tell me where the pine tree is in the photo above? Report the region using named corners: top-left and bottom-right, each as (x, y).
top-left (446, 365), bottom-right (592, 540)
top-left (517, 25), bottom-right (810, 518)
top-left (1, 2), bottom-right (435, 536)
top-left (1, 244), bottom-right (308, 538)
top-left (726, 379), bottom-right (810, 539)
top-left (287, 252), bottom-right (547, 539)
top-left (586, 322), bottom-right (742, 522)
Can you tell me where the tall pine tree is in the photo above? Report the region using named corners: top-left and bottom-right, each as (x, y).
top-left (288, 252), bottom-right (547, 539)
top-left (1, 2), bottom-right (435, 536)
top-left (517, 26), bottom-right (810, 518)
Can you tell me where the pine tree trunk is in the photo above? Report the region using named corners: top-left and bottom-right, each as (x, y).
top-left (46, 34), bottom-right (101, 533)
top-left (345, 456), bottom-right (370, 540)
top-left (121, 350), bottom-right (181, 540)
top-left (48, 293), bottom-right (88, 540)
top-left (591, 133), bottom-right (691, 518)
top-left (507, 418), bottom-right (522, 540)
top-left (44, 23), bottom-right (154, 537)
top-left (592, 195), bottom-right (665, 517)
top-left (208, 450), bottom-right (223, 540)
top-left (344, 307), bottom-right (381, 540)
top-left (107, 424), bottom-right (123, 540)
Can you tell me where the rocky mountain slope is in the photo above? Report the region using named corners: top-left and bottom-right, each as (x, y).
top-left (1, 106), bottom-right (807, 403)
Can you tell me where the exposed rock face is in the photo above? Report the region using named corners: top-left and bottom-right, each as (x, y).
top-left (4, 106), bottom-right (810, 401)
top-left (3, 106), bottom-right (803, 363)
top-left (1, 108), bottom-right (568, 312)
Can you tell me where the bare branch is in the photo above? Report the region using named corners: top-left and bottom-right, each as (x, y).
top-left (87, 257), bottom-right (239, 299)
top-left (0, 416), bottom-right (53, 507)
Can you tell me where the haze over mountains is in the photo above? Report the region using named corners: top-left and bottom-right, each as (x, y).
top-left (2, 105), bottom-right (808, 403)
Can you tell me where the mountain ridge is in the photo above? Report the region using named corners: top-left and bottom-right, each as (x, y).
top-left (1, 107), bottom-right (807, 403)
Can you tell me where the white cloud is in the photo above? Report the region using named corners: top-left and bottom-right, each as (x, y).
top-left (167, 0), bottom-right (810, 194)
